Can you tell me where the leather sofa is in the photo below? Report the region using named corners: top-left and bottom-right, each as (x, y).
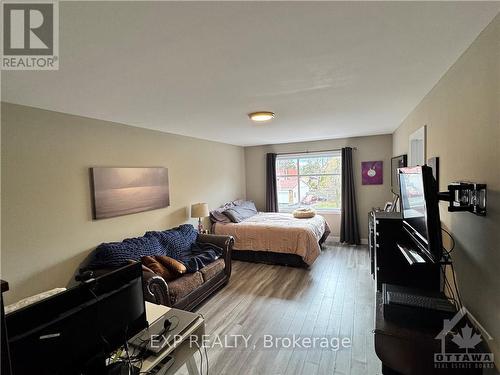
top-left (80, 233), bottom-right (234, 312)
top-left (143, 233), bottom-right (234, 311)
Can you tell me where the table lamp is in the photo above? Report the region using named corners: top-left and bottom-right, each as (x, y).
top-left (191, 203), bottom-right (209, 232)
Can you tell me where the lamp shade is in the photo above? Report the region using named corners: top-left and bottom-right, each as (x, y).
top-left (191, 203), bottom-right (209, 218)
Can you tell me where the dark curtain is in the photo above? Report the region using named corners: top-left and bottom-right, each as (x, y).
top-left (266, 153), bottom-right (278, 212)
top-left (340, 147), bottom-right (360, 245)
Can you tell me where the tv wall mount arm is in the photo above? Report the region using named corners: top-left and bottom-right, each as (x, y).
top-left (438, 182), bottom-right (487, 216)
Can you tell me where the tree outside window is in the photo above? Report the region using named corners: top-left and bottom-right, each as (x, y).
top-left (276, 152), bottom-right (341, 212)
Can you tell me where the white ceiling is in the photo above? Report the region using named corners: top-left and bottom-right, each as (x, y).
top-left (2, 2), bottom-right (499, 146)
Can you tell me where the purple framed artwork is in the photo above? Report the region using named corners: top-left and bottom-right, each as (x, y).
top-left (361, 161), bottom-right (383, 185)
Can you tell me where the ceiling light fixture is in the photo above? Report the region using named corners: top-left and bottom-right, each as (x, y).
top-left (248, 111), bottom-right (275, 122)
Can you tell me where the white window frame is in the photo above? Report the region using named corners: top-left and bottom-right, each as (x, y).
top-left (276, 150), bottom-right (342, 213)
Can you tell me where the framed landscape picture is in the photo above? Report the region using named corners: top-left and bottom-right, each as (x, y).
top-left (90, 167), bottom-right (169, 219)
top-left (361, 161), bottom-right (383, 185)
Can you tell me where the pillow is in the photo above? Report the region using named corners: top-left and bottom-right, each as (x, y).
top-left (210, 203), bottom-right (234, 224)
top-left (141, 256), bottom-right (186, 281)
top-left (239, 200), bottom-right (258, 210)
top-left (141, 256), bottom-right (176, 281)
top-left (209, 199), bottom-right (249, 224)
top-left (155, 256), bottom-right (187, 274)
top-left (232, 199), bottom-right (246, 206)
top-left (223, 201), bottom-right (258, 223)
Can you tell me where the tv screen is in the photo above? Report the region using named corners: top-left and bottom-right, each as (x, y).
top-left (399, 166), bottom-right (442, 262)
top-left (6, 263), bottom-right (147, 375)
top-left (400, 169), bottom-right (428, 238)
top-left (391, 154), bottom-right (407, 195)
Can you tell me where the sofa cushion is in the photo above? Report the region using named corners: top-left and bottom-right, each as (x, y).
top-left (145, 224), bottom-right (198, 260)
top-left (200, 259), bottom-right (225, 282)
top-left (167, 272), bottom-right (204, 305)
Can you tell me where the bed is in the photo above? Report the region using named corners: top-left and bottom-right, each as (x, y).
top-left (212, 211), bottom-right (331, 267)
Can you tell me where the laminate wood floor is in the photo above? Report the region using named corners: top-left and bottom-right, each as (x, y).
top-left (177, 245), bottom-right (381, 375)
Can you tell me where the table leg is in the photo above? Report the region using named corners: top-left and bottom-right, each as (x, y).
top-left (185, 356), bottom-right (200, 375)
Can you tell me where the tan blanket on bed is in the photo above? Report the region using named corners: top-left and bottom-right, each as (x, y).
top-left (213, 212), bottom-right (330, 265)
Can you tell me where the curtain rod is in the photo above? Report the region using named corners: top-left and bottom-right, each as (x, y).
top-left (276, 147), bottom-right (357, 156)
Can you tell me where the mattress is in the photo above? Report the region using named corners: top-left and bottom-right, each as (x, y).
top-left (213, 212), bottom-right (330, 266)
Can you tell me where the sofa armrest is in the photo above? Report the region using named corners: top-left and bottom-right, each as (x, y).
top-left (197, 234), bottom-right (234, 278)
top-left (142, 271), bottom-right (170, 306)
top-left (77, 267), bottom-right (171, 307)
top-left (197, 233), bottom-right (233, 250)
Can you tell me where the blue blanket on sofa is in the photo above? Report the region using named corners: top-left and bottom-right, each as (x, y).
top-left (86, 224), bottom-right (221, 272)
top-left (181, 242), bottom-right (223, 273)
top-left (87, 235), bottom-right (166, 269)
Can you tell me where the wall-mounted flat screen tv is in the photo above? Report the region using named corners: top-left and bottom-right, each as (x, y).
top-left (391, 154), bottom-right (407, 196)
top-left (399, 165), bottom-right (443, 263)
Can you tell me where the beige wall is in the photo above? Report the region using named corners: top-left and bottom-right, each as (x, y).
top-left (1, 103), bottom-right (246, 304)
top-left (393, 14), bottom-right (500, 367)
top-left (245, 134), bottom-right (394, 239)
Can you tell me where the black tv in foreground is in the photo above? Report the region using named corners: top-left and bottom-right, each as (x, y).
top-left (6, 262), bottom-right (147, 375)
top-left (398, 165), bottom-right (443, 263)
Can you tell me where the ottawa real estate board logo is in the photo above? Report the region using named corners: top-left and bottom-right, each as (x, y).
top-left (1, 1), bottom-right (59, 70)
top-left (434, 307), bottom-right (494, 370)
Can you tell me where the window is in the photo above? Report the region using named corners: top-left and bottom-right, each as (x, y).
top-left (276, 151), bottom-right (342, 212)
